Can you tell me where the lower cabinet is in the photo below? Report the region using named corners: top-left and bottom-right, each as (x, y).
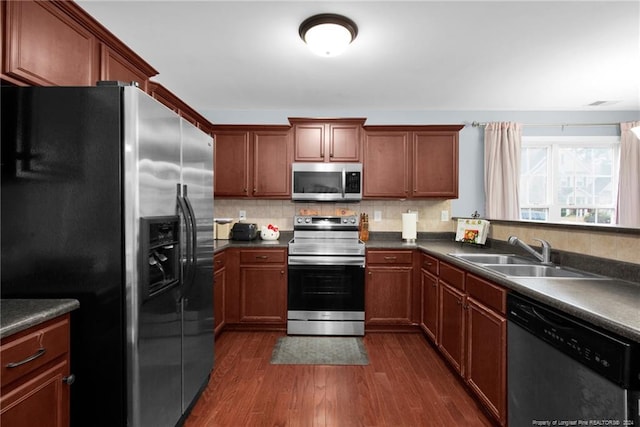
top-left (465, 274), bottom-right (507, 426)
top-left (213, 251), bottom-right (227, 337)
top-left (365, 250), bottom-right (414, 326)
top-left (438, 280), bottom-right (466, 374)
top-left (0, 315), bottom-right (72, 427)
top-left (420, 253), bottom-right (440, 341)
top-left (238, 249), bottom-right (287, 325)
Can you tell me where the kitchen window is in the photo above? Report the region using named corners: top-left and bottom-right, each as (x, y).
top-left (520, 136), bottom-right (620, 224)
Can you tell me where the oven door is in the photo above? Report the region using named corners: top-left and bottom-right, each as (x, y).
top-left (287, 255), bottom-right (365, 335)
top-left (287, 256), bottom-right (365, 312)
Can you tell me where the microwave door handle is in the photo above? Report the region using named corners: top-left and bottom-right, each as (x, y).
top-left (342, 168), bottom-right (346, 199)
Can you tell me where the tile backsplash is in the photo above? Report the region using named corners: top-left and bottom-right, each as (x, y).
top-left (214, 199), bottom-right (639, 265)
top-left (214, 199), bottom-right (454, 233)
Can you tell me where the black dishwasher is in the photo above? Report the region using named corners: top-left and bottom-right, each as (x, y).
top-left (508, 293), bottom-right (639, 426)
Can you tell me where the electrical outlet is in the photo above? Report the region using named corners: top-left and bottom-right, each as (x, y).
top-left (374, 210), bottom-right (382, 221)
top-left (239, 210), bottom-right (246, 221)
top-left (441, 210), bottom-right (449, 221)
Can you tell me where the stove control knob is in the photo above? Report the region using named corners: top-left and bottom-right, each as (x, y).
top-left (304, 217), bottom-right (311, 224)
top-left (350, 218), bottom-right (357, 224)
top-left (296, 217), bottom-right (303, 223)
top-left (342, 218), bottom-right (348, 224)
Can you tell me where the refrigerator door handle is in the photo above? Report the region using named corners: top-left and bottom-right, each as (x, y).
top-left (182, 185), bottom-right (198, 289)
top-left (176, 184), bottom-right (194, 295)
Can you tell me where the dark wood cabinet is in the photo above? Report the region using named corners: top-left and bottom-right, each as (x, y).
top-left (438, 281), bottom-right (466, 375)
top-left (148, 81), bottom-right (213, 132)
top-left (465, 274), bottom-right (507, 426)
top-left (365, 250), bottom-right (413, 326)
top-left (1, 1), bottom-right (157, 88)
top-left (212, 126), bottom-right (292, 198)
top-left (2, 1), bottom-right (98, 86)
top-left (412, 131), bottom-right (459, 198)
top-left (100, 45), bottom-right (150, 92)
top-left (362, 130), bottom-right (410, 198)
top-left (238, 249), bottom-right (287, 325)
top-left (213, 251), bottom-right (226, 337)
top-left (1, 315), bottom-right (72, 427)
top-left (290, 118), bottom-right (365, 162)
top-left (363, 125), bottom-right (463, 199)
top-left (420, 253), bottom-right (439, 342)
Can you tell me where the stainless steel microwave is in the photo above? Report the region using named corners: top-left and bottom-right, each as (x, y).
top-left (291, 163), bottom-right (362, 202)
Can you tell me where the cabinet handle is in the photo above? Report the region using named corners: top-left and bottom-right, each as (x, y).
top-left (63, 374), bottom-right (76, 385)
top-left (384, 256), bottom-right (397, 261)
top-left (368, 271), bottom-right (372, 275)
top-left (5, 347), bottom-right (46, 368)
top-left (432, 283), bottom-right (437, 288)
top-left (253, 188), bottom-right (257, 194)
top-left (256, 255), bottom-right (269, 259)
top-left (424, 262), bottom-right (433, 266)
top-left (280, 270), bottom-right (284, 274)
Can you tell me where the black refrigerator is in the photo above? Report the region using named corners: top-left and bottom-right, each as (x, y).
top-left (1, 83), bottom-right (215, 427)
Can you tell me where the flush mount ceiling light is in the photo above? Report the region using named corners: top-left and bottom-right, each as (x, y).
top-left (299, 14), bottom-right (358, 57)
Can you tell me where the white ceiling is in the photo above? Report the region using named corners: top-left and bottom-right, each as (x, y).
top-left (77, 1), bottom-right (640, 117)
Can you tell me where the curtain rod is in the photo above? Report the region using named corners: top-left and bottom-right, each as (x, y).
top-left (471, 121), bottom-right (619, 128)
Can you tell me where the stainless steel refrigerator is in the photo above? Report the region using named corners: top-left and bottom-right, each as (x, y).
top-left (1, 83), bottom-right (214, 427)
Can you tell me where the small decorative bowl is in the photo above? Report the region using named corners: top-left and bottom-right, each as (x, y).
top-left (260, 226), bottom-right (280, 241)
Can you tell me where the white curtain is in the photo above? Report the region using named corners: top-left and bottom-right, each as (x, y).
top-left (484, 122), bottom-right (522, 220)
top-left (617, 121), bottom-right (640, 227)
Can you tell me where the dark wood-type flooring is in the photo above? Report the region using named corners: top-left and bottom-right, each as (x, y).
top-left (185, 331), bottom-right (494, 427)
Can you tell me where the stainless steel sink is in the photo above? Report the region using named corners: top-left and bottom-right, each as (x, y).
top-left (449, 253), bottom-right (537, 265)
top-left (484, 264), bottom-right (598, 278)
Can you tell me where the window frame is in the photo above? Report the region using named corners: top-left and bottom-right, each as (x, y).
top-left (520, 136), bottom-right (620, 224)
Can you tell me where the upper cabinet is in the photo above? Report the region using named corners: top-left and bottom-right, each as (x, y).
top-left (2, 1), bottom-right (157, 88)
top-left (363, 125), bottom-right (463, 199)
top-left (148, 82), bottom-right (213, 132)
top-left (212, 125), bottom-right (292, 199)
top-left (290, 118), bottom-right (365, 162)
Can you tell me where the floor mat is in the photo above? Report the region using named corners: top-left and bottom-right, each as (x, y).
top-left (270, 336), bottom-right (369, 365)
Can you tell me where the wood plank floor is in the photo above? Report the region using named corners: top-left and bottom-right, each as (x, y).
top-left (184, 331), bottom-right (495, 427)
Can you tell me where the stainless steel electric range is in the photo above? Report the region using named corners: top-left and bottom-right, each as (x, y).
top-left (287, 215), bottom-right (365, 336)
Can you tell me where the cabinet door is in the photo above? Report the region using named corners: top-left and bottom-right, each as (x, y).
top-left (420, 269), bottom-right (439, 343)
top-left (240, 266), bottom-right (287, 323)
top-left (328, 123), bottom-right (361, 162)
top-left (466, 298), bottom-right (507, 426)
top-left (438, 281), bottom-right (465, 375)
top-left (213, 262), bottom-right (227, 336)
top-left (213, 130), bottom-right (251, 197)
top-left (413, 131), bottom-right (459, 198)
top-left (363, 131), bottom-right (410, 198)
top-left (365, 266), bottom-right (413, 325)
top-left (293, 122), bottom-right (325, 162)
top-left (100, 45), bottom-right (149, 91)
top-left (3, 1), bottom-right (98, 86)
top-left (252, 129), bottom-right (291, 197)
top-left (0, 360), bottom-right (69, 427)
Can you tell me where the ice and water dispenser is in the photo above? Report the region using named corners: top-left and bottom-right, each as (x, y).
top-left (140, 216), bottom-right (180, 299)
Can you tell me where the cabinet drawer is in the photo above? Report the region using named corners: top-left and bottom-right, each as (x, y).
top-left (367, 250), bottom-right (413, 265)
top-left (1, 315), bottom-right (70, 388)
top-left (439, 262), bottom-right (465, 290)
top-left (421, 253), bottom-right (439, 275)
top-left (466, 274), bottom-right (507, 314)
top-left (239, 249), bottom-right (286, 264)
top-left (214, 251), bottom-right (226, 271)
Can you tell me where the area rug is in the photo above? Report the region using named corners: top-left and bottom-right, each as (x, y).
top-left (270, 336), bottom-right (369, 366)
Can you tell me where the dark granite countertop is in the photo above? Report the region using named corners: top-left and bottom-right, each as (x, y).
top-left (414, 240), bottom-right (640, 343)
top-left (212, 232), bottom-right (640, 342)
top-left (1, 299), bottom-right (80, 339)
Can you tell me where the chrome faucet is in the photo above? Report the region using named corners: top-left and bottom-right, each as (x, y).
top-left (508, 236), bottom-right (553, 265)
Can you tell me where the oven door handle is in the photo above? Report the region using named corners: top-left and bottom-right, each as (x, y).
top-left (288, 255), bottom-right (365, 267)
